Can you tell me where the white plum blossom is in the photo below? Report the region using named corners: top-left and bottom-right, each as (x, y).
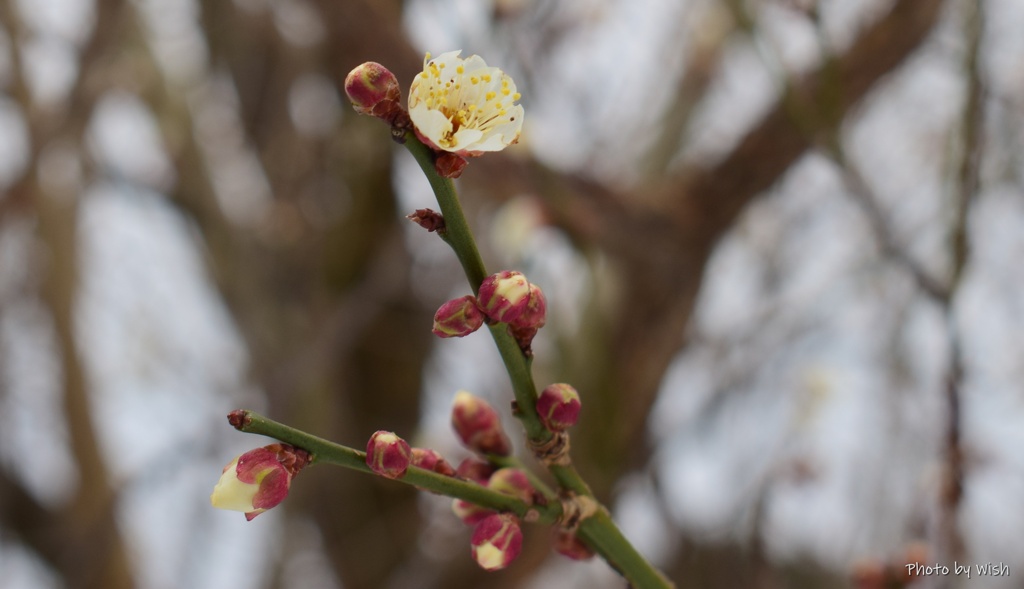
top-left (408, 51), bottom-right (524, 155)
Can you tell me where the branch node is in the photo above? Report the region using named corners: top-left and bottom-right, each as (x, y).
top-left (558, 493), bottom-right (600, 533)
top-left (227, 410), bottom-right (251, 430)
top-left (527, 431), bottom-right (571, 466)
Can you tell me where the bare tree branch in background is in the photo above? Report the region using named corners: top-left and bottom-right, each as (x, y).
top-left (0, 0), bottom-right (134, 586)
top-left (2, 0), bottom-right (1002, 587)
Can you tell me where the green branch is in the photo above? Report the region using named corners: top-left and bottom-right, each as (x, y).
top-left (402, 135), bottom-right (674, 589)
top-left (230, 410), bottom-right (561, 524)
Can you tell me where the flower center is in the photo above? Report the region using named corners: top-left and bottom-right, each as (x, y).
top-left (415, 54), bottom-right (521, 149)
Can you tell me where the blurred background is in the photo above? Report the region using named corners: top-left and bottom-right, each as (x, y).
top-left (0, 0), bottom-right (1021, 587)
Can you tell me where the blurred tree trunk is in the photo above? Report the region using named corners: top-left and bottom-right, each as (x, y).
top-left (459, 0), bottom-right (943, 585)
top-left (0, 0), bottom-right (136, 586)
top-left (0, 0), bottom-right (949, 588)
top-left (192, 2), bottom-right (432, 587)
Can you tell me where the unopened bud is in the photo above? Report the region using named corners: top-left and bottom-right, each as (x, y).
top-left (345, 62), bottom-right (401, 117)
top-left (452, 391), bottom-right (512, 456)
top-left (411, 447), bottom-right (456, 476)
top-left (509, 283), bottom-right (547, 353)
top-left (456, 457), bottom-right (497, 483)
top-left (511, 283), bottom-right (546, 330)
top-left (210, 443), bottom-right (310, 521)
top-left (486, 468), bottom-right (534, 504)
top-left (453, 498), bottom-right (495, 525)
top-left (477, 270), bottom-right (531, 323)
top-left (552, 529), bottom-right (595, 561)
top-left (407, 208), bottom-right (445, 232)
top-left (366, 430), bottom-right (412, 479)
top-left (433, 295), bottom-right (485, 338)
top-left (471, 513), bottom-right (523, 571)
top-left (536, 383), bottom-right (581, 431)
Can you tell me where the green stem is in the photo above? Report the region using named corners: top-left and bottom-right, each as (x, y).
top-left (487, 323), bottom-right (548, 440)
top-left (405, 135), bottom-right (547, 441)
top-left (578, 511), bottom-right (676, 588)
top-left (231, 410), bottom-right (561, 524)
top-left (402, 135), bottom-right (674, 589)
top-left (403, 135), bottom-right (488, 291)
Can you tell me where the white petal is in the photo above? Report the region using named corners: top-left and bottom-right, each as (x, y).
top-left (451, 127), bottom-right (484, 151)
top-left (409, 103), bottom-right (453, 143)
top-left (210, 468), bottom-right (259, 512)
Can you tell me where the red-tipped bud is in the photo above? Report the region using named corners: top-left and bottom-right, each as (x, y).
top-left (344, 62), bottom-right (401, 117)
top-left (456, 457), bottom-right (497, 483)
top-left (536, 383), bottom-right (581, 431)
top-left (452, 391), bottom-right (512, 456)
top-left (471, 513), bottom-right (523, 571)
top-left (366, 431), bottom-right (412, 479)
top-left (509, 283), bottom-right (547, 353)
top-left (553, 529), bottom-right (595, 561)
top-left (486, 468), bottom-right (534, 504)
top-left (453, 498), bottom-right (495, 525)
top-left (210, 443), bottom-right (310, 521)
top-left (435, 152), bottom-right (469, 178)
top-left (511, 283), bottom-right (546, 330)
top-left (433, 295), bottom-right (485, 338)
top-left (477, 271), bottom-right (531, 324)
top-left (411, 447), bottom-right (456, 476)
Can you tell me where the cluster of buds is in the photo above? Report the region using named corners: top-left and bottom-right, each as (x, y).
top-left (452, 463), bottom-right (535, 526)
top-left (431, 272), bottom-right (547, 353)
top-left (451, 391), bottom-right (512, 456)
top-left (451, 464), bottom-right (533, 570)
top-left (210, 443), bottom-right (311, 520)
top-left (219, 51), bottom-right (610, 579)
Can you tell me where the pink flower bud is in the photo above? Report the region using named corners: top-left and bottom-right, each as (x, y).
top-left (509, 283), bottom-right (547, 353)
top-left (344, 62), bottom-right (401, 117)
top-left (453, 498), bottom-right (495, 525)
top-left (477, 270), bottom-right (531, 324)
top-left (432, 295), bottom-right (485, 338)
top-left (366, 431), bottom-right (412, 479)
top-left (486, 468), bottom-right (534, 504)
top-left (452, 391), bottom-right (512, 456)
top-left (471, 513), bottom-right (523, 571)
top-left (456, 457), bottom-right (497, 483)
top-left (536, 383), bottom-right (581, 431)
top-left (210, 443), bottom-right (310, 521)
top-left (510, 283), bottom-right (546, 331)
top-left (411, 447), bottom-right (456, 476)
top-left (552, 529), bottom-right (595, 561)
